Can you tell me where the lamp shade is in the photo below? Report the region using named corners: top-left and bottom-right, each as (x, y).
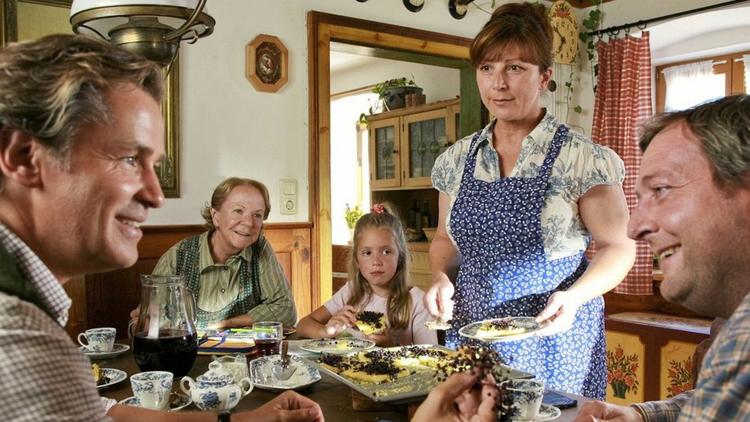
top-left (70, 0), bottom-right (215, 66)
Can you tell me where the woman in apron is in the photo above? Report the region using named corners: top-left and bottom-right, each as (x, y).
top-left (424, 2), bottom-right (635, 399)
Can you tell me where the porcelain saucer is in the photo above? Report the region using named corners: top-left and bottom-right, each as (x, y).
top-left (507, 403), bottom-right (562, 421)
top-left (118, 392), bottom-right (192, 411)
top-left (96, 368), bottom-right (126, 390)
top-left (80, 343), bottom-right (130, 360)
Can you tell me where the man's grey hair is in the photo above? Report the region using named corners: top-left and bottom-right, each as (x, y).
top-left (0, 34), bottom-right (163, 187)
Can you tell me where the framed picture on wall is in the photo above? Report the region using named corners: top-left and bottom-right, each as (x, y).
top-left (245, 34), bottom-right (288, 92)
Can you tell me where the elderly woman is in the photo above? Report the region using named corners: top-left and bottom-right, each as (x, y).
top-left (423, 2), bottom-right (635, 398)
top-left (132, 177), bottom-right (296, 329)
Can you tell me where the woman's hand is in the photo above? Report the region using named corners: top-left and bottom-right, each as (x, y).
top-left (424, 276), bottom-right (455, 322)
top-left (412, 370), bottom-right (499, 422)
top-left (536, 290), bottom-right (581, 336)
top-left (572, 401), bottom-right (644, 422)
top-left (324, 305), bottom-right (358, 337)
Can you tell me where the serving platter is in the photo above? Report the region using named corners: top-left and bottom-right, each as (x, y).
top-left (316, 344), bottom-right (533, 404)
top-left (249, 355), bottom-right (321, 392)
top-left (459, 317), bottom-right (546, 343)
top-left (300, 338), bottom-right (375, 355)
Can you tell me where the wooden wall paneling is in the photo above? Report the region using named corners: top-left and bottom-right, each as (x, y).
top-left (82, 224), bottom-right (312, 335)
top-left (263, 225), bottom-right (313, 319)
top-left (63, 276), bottom-right (87, 339)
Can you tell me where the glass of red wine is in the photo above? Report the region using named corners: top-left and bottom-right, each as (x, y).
top-left (253, 321), bottom-right (282, 356)
top-left (132, 275), bottom-right (198, 377)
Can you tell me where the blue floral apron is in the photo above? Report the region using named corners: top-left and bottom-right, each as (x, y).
top-left (446, 125), bottom-right (606, 399)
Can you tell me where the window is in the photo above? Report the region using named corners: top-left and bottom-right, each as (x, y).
top-left (656, 50), bottom-right (749, 113)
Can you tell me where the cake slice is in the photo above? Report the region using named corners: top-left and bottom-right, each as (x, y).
top-left (354, 311), bottom-right (387, 335)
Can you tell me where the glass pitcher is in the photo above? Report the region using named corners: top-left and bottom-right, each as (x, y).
top-left (131, 274), bottom-right (198, 377)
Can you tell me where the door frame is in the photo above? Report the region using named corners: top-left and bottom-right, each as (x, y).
top-left (307, 11), bottom-right (472, 305)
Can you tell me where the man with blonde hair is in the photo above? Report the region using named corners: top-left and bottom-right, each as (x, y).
top-left (0, 33), bottom-right (322, 422)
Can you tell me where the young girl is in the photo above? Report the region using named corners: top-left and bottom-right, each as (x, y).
top-left (297, 204), bottom-right (437, 346)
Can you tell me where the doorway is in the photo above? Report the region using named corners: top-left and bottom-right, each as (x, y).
top-left (307, 11), bottom-right (478, 304)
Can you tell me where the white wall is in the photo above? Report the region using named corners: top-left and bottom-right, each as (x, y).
top-left (332, 56), bottom-right (460, 105)
top-left (149, 0), bottom-right (489, 225)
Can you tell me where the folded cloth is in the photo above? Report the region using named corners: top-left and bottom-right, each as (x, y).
top-left (197, 337), bottom-right (257, 355)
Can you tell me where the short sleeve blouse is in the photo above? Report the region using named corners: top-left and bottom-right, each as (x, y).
top-left (323, 282), bottom-right (437, 345)
top-left (431, 112), bottom-right (625, 260)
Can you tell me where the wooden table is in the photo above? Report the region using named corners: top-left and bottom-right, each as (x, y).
top-left (97, 344), bottom-right (589, 421)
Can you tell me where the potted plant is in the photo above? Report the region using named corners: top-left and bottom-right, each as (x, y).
top-left (344, 203), bottom-right (364, 242)
top-left (373, 77), bottom-right (423, 111)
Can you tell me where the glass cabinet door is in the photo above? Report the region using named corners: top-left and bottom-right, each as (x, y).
top-left (401, 109), bottom-right (449, 187)
top-left (368, 117), bottom-right (401, 189)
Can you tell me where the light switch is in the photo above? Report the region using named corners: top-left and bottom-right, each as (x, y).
top-left (280, 178), bottom-right (297, 215)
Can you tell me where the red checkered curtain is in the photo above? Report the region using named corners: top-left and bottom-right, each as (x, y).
top-left (592, 32), bottom-right (653, 295)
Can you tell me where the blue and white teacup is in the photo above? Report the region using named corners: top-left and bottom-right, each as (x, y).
top-left (131, 371), bottom-right (174, 410)
top-left (499, 378), bottom-right (544, 420)
top-left (77, 327), bottom-right (116, 352)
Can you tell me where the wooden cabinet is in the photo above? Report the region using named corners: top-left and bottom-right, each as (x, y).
top-left (368, 98), bottom-right (459, 190)
top-left (604, 312), bottom-right (711, 405)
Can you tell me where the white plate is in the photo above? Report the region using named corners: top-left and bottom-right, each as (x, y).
top-left (299, 338), bottom-right (375, 354)
top-left (250, 354), bottom-right (321, 391)
top-left (80, 343), bottom-right (130, 360)
top-left (508, 403), bottom-right (561, 421)
top-left (459, 317), bottom-right (544, 343)
top-left (96, 368), bottom-right (126, 390)
top-left (118, 392), bottom-right (192, 411)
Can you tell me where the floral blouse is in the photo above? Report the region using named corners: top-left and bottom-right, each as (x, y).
top-left (431, 112), bottom-right (625, 260)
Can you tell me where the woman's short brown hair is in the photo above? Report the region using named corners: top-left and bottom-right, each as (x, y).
top-left (200, 177), bottom-right (271, 229)
top-left (469, 2), bottom-right (553, 70)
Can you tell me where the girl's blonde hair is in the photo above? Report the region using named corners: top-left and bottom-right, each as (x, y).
top-left (347, 203), bottom-right (411, 330)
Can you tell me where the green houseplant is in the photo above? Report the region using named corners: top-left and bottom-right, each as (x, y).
top-left (373, 77), bottom-right (422, 111)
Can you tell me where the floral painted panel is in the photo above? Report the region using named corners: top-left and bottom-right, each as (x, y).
top-left (605, 331), bottom-right (645, 404)
top-left (660, 340), bottom-right (697, 400)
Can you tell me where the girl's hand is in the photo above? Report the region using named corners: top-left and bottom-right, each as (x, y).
top-left (324, 305), bottom-right (358, 337)
top-left (536, 290), bottom-right (581, 336)
top-left (424, 276), bottom-right (455, 322)
top-left (366, 328), bottom-right (391, 347)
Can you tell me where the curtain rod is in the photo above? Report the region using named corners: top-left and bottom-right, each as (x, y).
top-left (587, 0), bottom-right (749, 37)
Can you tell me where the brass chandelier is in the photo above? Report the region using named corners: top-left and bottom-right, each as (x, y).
top-left (70, 0), bottom-right (215, 66)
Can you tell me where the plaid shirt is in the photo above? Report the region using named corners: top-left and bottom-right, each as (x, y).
top-left (633, 292), bottom-right (750, 421)
top-left (0, 223), bottom-right (115, 421)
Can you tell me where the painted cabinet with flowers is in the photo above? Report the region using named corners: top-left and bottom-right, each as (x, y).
top-left (605, 312), bottom-right (711, 404)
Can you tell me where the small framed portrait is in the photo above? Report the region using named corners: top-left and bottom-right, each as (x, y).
top-left (246, 34), bottom-right (288, 92)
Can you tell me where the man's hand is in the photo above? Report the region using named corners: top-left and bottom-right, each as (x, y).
top-left (236, 390), bottom-right (324, 422)
top-left (572, 401), bottom-right (644, 422)
top-left (412, 371), bottom-right (498, 422)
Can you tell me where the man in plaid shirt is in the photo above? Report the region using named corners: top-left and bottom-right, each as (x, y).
top-left (574, 95), bottom-right (750, 422)
top-left (0, 34), bottom-right (323, 422)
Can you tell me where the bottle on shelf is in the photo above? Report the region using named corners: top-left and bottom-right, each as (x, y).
top-left (420, 201), bottom-right (432, 229)
top-left (409, 201), bottom-right (419, 230)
